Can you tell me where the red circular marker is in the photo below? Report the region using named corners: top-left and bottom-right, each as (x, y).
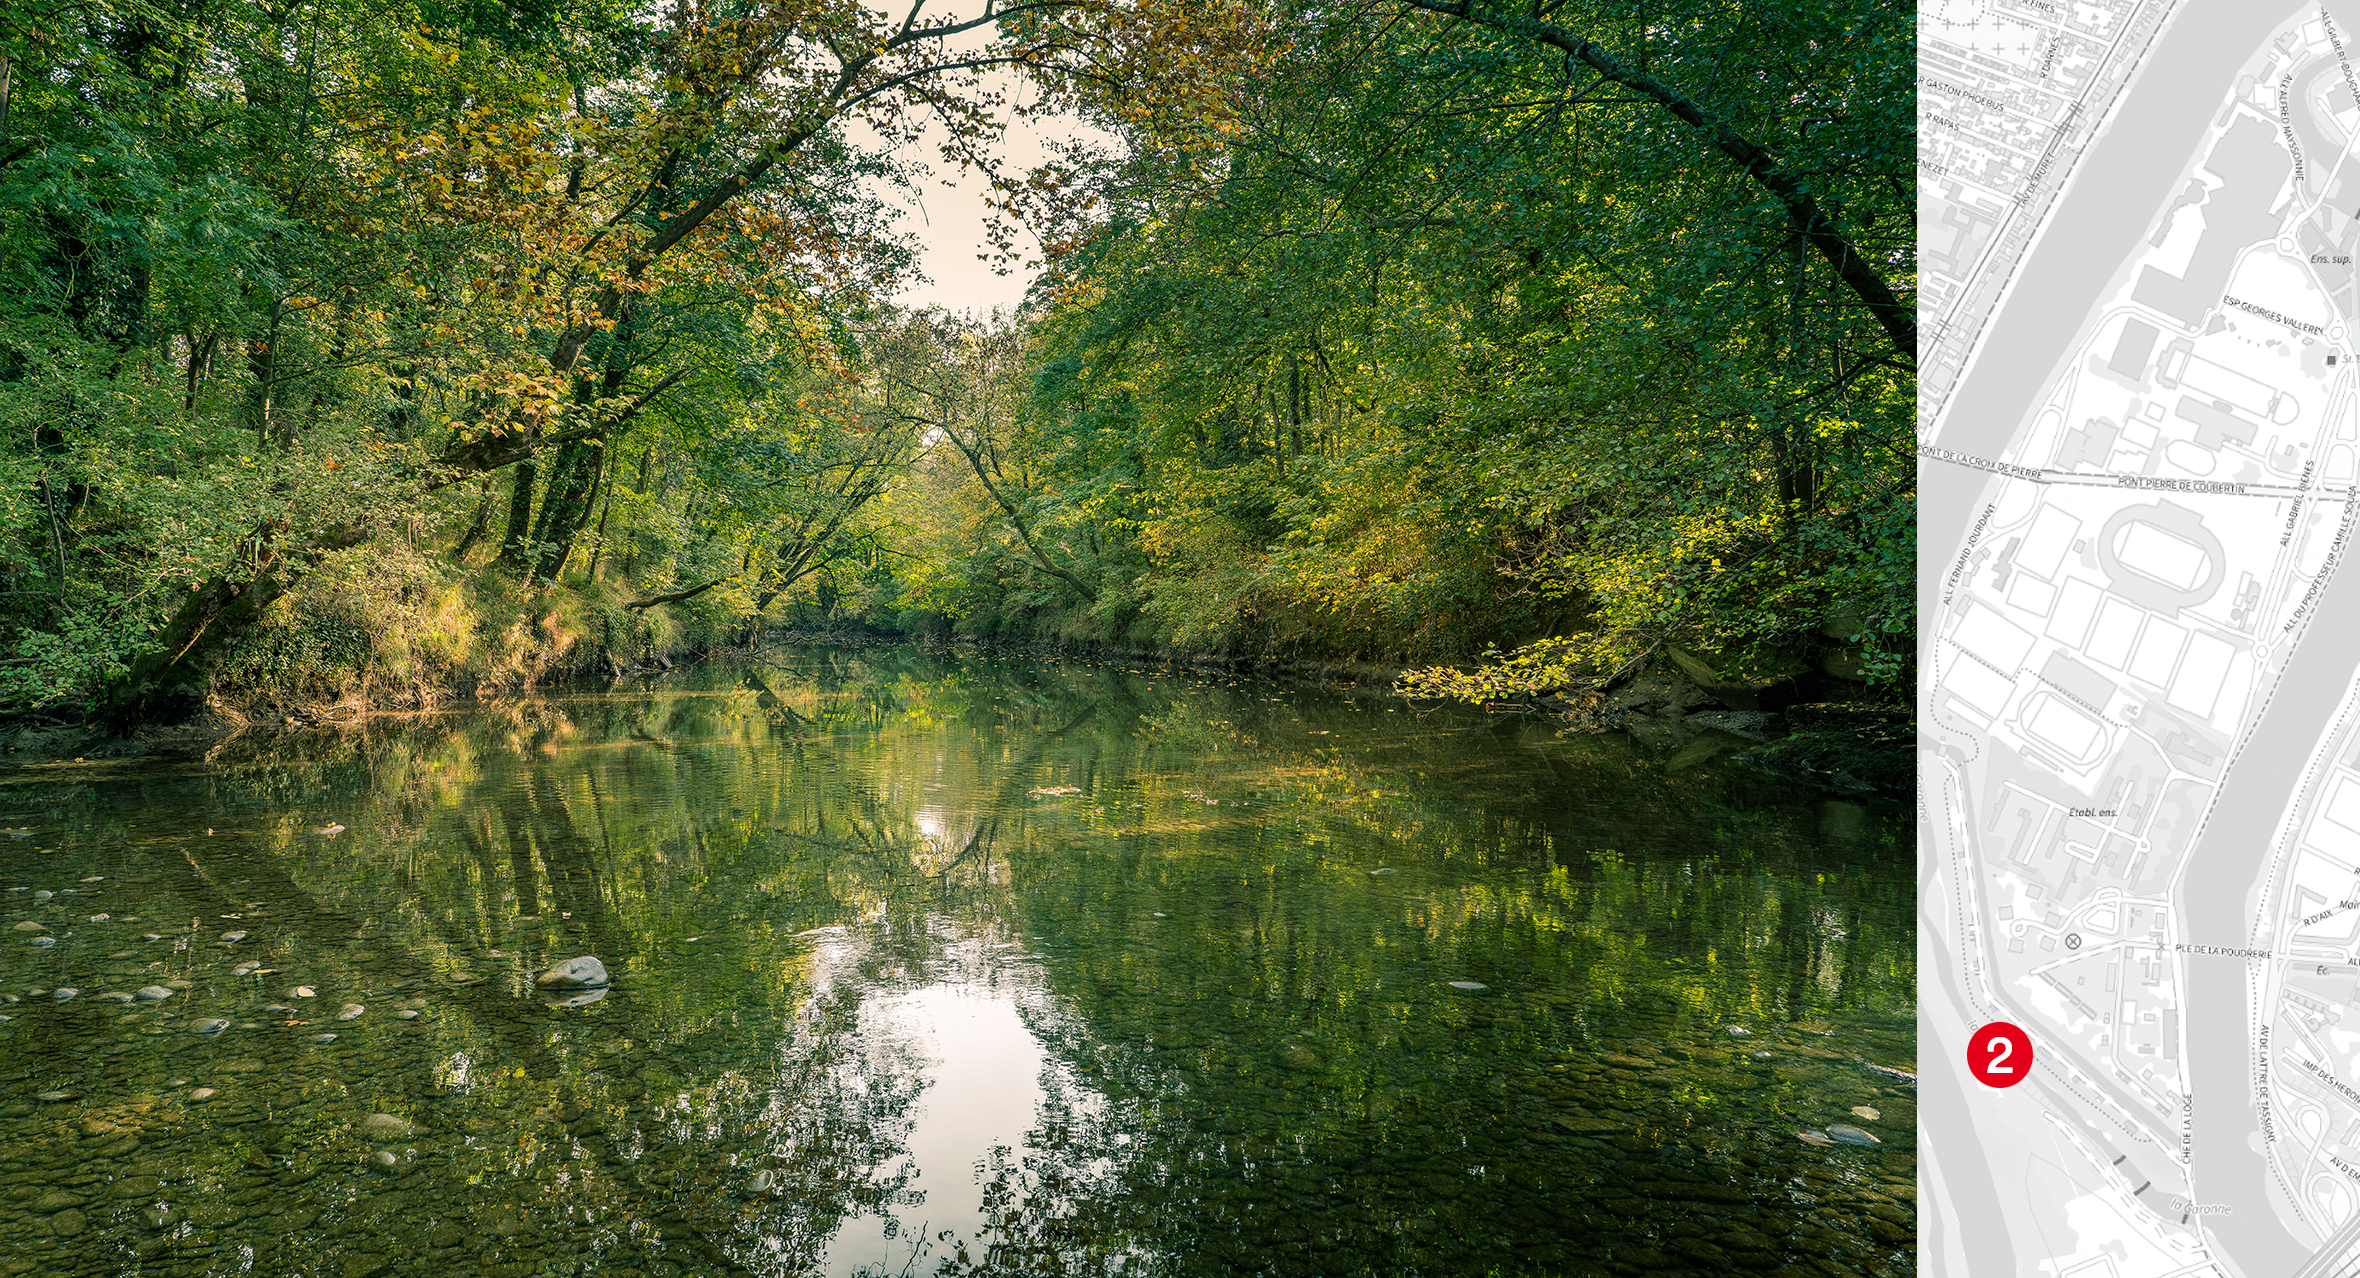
top-left (1968, 1021), bottom-right (2034, 1088)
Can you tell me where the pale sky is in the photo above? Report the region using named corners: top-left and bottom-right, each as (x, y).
top-left (880, 73), bottom-right (1107, 316)
top-left (847, 0), bottom-right (1114, 317)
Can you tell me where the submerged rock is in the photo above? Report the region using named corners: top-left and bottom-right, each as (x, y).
top-left (1823, 1124), bottom-right (1880, 1146)
top-left (98, 992), bottom-right (134, 1004)
top-left (1850, 1106), bottom-right (1881, 1121)
top-left (220, 931), bottom-right (247, 943)
top-left (336, 1004), bottom-right (365, 1020)
top-left (11, 921), bottom-right (44, 932)
top-left (1447, 981), bottom-right (1488, 991)
top-left (357, 1113), bottom-right (416, 1140)
top-left (192, 1019), bottom-right (230, 1036)
top-left (545, 987), bottom-right (608, 1009)
top-left (51, 988), bottom-right (78, 1001)
top-left (1369, 867), bottom-right (1398, 876)
top-left (137, 986), bottom-right (173, 1001)
top-left (1725, 1025), bottom-right (1751, 1037)
top-left (30, 937), bottom-right (54, 947)
top-left (534, 956), bottom-right (610, 990)
top-left (1795, 1131), bottom-right (1836, 1147)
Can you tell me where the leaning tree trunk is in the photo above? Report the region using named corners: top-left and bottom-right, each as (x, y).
top-left (104, 521), bottom-right (366, 731)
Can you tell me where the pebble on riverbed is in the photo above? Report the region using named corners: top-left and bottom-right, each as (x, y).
top-left (336, 1003), bottom-right (365, 1020)
top-left (1822, 1124), bottom-right (1881, 1146)
top-left (192, 1019), bottom-right (230, 1036)
top-left (137, 986), bottom-right (173, 1001)
top-left (358, 1113), bottom-right (416, 1139)
top-left (534, 956), bottom-right (610, 990)
top-left (1850, 1106), bottom-right (1881, 1121)
top-left (1447, 981), bottom-right (1488, 991)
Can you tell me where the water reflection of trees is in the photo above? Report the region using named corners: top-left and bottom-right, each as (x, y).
top-left (0, 647), bottom-right (1909, 1275)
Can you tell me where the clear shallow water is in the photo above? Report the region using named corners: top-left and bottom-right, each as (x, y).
top-left (0, 646), bottom-right (1914, 1277)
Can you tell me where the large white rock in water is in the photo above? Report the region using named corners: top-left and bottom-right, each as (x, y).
top-left (534, 956), bottom-right (609, 990)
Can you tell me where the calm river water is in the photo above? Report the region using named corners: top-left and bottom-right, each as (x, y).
top-left (0, 647), bottom-right (1914, 1277)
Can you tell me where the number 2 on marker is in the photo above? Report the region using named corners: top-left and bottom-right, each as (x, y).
top-left (1969, 1021), bottom-right (2032, 1088)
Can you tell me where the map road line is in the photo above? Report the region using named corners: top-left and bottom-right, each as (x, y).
top-left (2179, 541), bottom-right (2360, 1276)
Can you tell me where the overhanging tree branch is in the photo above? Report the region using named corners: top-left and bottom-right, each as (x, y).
top-left (1393, 0), bottom-right (1915, 364)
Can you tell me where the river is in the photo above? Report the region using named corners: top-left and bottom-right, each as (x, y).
top-left (0, 646), bottom-right (1915, 1276)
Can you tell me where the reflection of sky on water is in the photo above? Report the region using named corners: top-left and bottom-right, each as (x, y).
top-left (817, 932), bottom-right (1067, 1277)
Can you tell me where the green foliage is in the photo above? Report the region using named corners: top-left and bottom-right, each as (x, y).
top-left (0, 0), bottom-right (1912, 717)
top-left (856, 0), bottom-right (1913, 688)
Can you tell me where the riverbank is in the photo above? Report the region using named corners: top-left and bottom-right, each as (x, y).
top-left (5, 624), bottom-right (1911, 802)
top-left (797, 630), bottom-right (1915, 801)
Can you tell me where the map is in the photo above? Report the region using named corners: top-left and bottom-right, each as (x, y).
top-left (1920, 1), bottom-right (2360, 1274)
